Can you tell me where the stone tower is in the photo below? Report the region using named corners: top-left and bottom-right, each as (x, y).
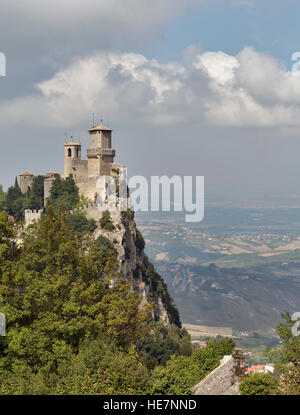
top-left (44, 172), bottom-right (57, 205)
top-left (87, 123), bottom-right (115, 177)
top-left (19, 171), bottom-right (34, 194)
top-left (64, 141), bottom-right (82, 178)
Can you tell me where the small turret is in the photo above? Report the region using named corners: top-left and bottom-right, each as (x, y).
top-left (44, 174), bottom-right (57, 205)
top-left (19, 171), bottom-right (34, 194)
top-left (64, 140), bottom-right (82, 178)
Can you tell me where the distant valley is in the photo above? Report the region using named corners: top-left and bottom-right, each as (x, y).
top-left (135, 207), bottom-right (300, 335)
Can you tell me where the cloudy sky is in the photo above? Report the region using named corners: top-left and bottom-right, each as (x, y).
top-left (1, 0), bottom-right (300, 206)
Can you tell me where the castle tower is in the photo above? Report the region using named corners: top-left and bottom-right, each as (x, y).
top-left (19, 171), bottom-right (34, 194)
top-left (87, 123), bottom-right (115, 177)
top-left (44, 172), bottom-right (58, 205)
top-left (64, 141), bottom-right (82, 178)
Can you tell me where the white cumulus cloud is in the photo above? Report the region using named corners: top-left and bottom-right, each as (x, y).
top-left (1, 46), bottom-right (300, 130)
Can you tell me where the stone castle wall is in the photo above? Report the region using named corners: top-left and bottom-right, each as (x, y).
top-left (72, 159), bottom-right (88, 179)
top-left (75, 177), bottom-right (104, 202)
top-left (24, 209), bottom-right (43, 226)
top-left (25, 203), bottom-right (124, 227)
top-left (20, 175), bottom-right (34, 194)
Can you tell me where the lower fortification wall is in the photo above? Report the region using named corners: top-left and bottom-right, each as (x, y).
top-left (70, 204), bottom-right (122, 222)
top-left (25, 209), bottom-right (43, 226)
top-left (25, 202), bottom-right (124, 227)
top-left (75, 177), bottom-right (105, 202)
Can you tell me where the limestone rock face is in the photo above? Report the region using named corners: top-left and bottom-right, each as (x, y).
top-left (191, 355), bottom-right (240, 395)
top-left (94, 211), bottom-right (181, 328)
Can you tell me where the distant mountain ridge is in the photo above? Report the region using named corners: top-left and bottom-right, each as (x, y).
top-left (155, 261), bottom-right (300, 332)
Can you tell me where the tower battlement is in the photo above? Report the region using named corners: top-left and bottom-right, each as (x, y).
top-left (25, 209), bottom-right (43, 226)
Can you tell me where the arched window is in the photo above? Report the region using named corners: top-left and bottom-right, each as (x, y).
top-left (76, 147), bottom-right (79, 158)
top-left (68, 148), bottom-right (72, 157)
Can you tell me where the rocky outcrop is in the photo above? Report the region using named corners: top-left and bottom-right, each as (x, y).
top-left (191, 355), bottom-right (240, 395)
top-left (94, 210), bottom-right (181, 328)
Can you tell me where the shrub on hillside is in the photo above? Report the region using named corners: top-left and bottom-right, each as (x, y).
top-left (99, 211), bottom-right (115, 231)
top-left (239, 372), bottom-right (279, 395)
top-left (68, 211), bottom-right (97, 233)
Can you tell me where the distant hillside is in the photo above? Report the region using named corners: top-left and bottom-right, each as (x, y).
top-left (155, 261), bottom-right (300, 333)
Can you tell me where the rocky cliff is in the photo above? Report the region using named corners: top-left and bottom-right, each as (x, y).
top-left (94, 209), bottom-right (181, 328)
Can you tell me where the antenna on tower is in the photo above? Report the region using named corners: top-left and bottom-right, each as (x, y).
top-left (92, 113), bottom-right (95, 127)
top-left (64, 132), bottom-right (68, 143)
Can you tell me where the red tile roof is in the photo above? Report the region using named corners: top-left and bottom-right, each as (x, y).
top-left (246, 365), bottom-right (266, 372)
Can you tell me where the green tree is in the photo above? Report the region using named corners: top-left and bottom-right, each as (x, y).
top-left (239, 372), bottom-right (279, 395)
top-left (0, 185), bottom-right (6, 208)
top-left (46, 175), bottom-right (80, 214)
top-left (23, 175), bottom-right (45, 210)
top-left (137, 323), bottom-right (192, 369)
top-left (99, 210), bottom-right (115, 231)
top-left (5, 177), bottom-right (23, 220)
top-left (0, 208), bottom-right (153, 394)
top-left (266, 313), bottom-right (300, 395)
top-left (68, 211), bottom-right (97, 233)
top-left (1, 176), bottom-right (45, 221)
top-left (0, 211), bottom-right (18, 265)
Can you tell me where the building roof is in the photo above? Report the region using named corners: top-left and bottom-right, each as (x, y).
top-left (246, 365), bottom-right (266, 373)
top-left (64, 142), bottom-right (81, 146)
top-left (44, 176), bottom-right (57, 181)
top-left (45, 171), bottom-right (58, 175)
top-left (88, 124), bottom-right (112, 132)
top-left (19, 171), bottom-right (33, 176)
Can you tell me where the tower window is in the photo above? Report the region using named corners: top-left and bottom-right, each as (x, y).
top-left (76, 147), bottom-right (79, 158)
top-left (68, 148), bottom-right (72, 157)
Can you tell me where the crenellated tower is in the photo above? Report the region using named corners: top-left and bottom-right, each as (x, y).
top-left (87, 123), bottom-right (115, 177)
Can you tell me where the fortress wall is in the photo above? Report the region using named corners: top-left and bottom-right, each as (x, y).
top-left (70, 204), bottom-right (102, 221)
top-left (99, 157), bottom-right (113, 176)
top-left (44, 179), bottom-right (55, 204)
top-left (20, 175), bottom-right (34, 194)
top-left (25, 209), bottom-right (43, 226)
top-left (64, 156), bottom-right (73, 178)
top-left (24, 202), bottom-right (123, 227)
top-left (72, 159), bottom-right (88, 179)
top-left (88, 158), bottom-right (100, 177)
top-left (70, 204), bottom-right (121, 223)
top-left (75, 177), bottom-right (102, 201)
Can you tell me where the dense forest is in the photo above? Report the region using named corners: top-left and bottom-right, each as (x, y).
top-left (0, 207), bottom-right (235, 394)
